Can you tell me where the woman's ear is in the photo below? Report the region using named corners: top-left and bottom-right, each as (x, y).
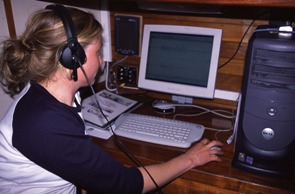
top-left (65, 68), bottom-right (73, 80)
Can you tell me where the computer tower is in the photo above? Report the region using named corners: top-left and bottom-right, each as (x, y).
top-left (232, 26), bottom-right (295, 179)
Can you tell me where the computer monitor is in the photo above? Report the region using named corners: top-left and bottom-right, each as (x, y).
top-left (138, 24), bottom-right (222, 99)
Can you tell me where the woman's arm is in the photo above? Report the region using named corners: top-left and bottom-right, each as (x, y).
top-left (139, 138), bottom-right (223, 193)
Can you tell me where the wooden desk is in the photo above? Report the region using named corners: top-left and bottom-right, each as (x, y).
top-left (90, 94), bottom-right (295, 194)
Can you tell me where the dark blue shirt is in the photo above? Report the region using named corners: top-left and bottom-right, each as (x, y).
top-left (12, 82), bottom-right (143, 194)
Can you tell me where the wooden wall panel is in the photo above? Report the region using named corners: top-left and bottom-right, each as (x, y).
top-left (108, 2), bottom-right (270, 109)
top-left (3, 0), bottom-right (16, 38)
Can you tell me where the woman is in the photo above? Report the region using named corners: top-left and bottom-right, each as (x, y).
top-left (0, 4), bottom-right (223, 194)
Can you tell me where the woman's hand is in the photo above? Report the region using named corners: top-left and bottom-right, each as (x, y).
top-left (184, 138), bottom-right (223, 168)
top-left (140, 138), bottom-right (223, 193)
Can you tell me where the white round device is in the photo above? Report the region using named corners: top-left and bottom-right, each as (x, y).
top-left (152, 100), bottom-right (176, 114)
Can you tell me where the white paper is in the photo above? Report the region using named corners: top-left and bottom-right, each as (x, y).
top-left (82, 89), bottom-right (138, 127)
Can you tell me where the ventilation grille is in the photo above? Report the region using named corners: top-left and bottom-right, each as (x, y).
top-left (251, 49), bottom-right (295, 90)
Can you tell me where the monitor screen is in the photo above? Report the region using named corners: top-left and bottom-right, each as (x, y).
top-left (138, 24), bottom-right (222, 99)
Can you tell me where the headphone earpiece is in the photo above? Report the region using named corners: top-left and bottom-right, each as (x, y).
top-left (46, 4), bottom-right (86, 81)
top-left (59, 39), bottom-right (86, 70)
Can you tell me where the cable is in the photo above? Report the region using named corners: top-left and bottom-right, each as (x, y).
top-left (110, 55), bottom-right (128, 69)
top-left (218, 19), bottom-right (256, 69)
top-left (78, 60), bottom-right (163, 194)
top-left (169, 97), bottom-right (239, 142)
top-left (120, 83), bottom-right (140, 90)
top-left (174, 109), bottom-right (234, 142)
top-left (227, 93), bottom-right (242, 144)
top-left (112, 135), bottom-right (163, 194)
top-left (205, 127), bottom-right (233, 141)
top-left (218, 11), bottom-right (271, 69)
top-left (168, 103), bottom-right (236, 119)
top-left (105, 61), bottom-right (118, 92)
top-left (105, 56), bottom-right (129, 92)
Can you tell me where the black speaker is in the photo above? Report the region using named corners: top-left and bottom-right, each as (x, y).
top-left (46, 4), bottom-right (86, 81)
top-left (232, 26), bottom-right (295, 179)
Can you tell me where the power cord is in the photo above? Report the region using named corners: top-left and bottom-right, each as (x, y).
top-left (218, 11), bottom-right (271, 69)
top-left (78, 60), bottom-right (163, 194)
top-left (218, 18), bottom-right (256, 69)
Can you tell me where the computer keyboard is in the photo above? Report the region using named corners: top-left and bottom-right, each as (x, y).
top-left (114, 113), bottom-right (205, 148)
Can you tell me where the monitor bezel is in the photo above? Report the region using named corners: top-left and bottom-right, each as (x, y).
top-left (138, 24), bottom-right (222, 99)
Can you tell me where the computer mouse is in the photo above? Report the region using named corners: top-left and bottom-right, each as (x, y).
top-left (152, 100), bottom-right (175, 113)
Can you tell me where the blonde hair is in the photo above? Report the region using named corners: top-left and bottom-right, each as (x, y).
top-left (0, 6), bottom-right (102, 96)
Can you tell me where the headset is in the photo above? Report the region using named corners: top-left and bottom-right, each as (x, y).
top-left (46, 4), bottom-right (86, 81)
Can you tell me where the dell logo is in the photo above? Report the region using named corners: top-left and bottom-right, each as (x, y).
top-left (262, 128), bottom-right (275, 140)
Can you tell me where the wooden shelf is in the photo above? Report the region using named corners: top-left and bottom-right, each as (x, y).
top-left (37, 0), bottom-right (295, 9)
top-left (138, 0), bottom-right (295, 8)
